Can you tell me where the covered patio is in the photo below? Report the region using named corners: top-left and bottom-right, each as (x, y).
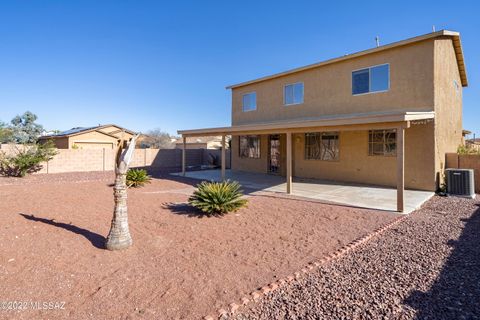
top-left (172, 169), bottom-right (433, 214)
top-left (177, 111), bottom-right (436, 213)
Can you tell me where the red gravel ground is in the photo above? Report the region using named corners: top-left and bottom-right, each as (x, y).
top-left (230, 195), bottom-right (480, 320)
top-left (0, 171), bottom-right (398, 319)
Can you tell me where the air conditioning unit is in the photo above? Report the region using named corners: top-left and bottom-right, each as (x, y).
top-left (446, 169), bottom-right (475, 199)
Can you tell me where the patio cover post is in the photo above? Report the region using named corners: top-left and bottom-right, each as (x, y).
top-left (221, 134), bottom-right (226, 180)
top-left (182, 136), bottom-right (186, 177)
top-left (286, 132), bottom-right (292, 194)
top-left (397, 126), bottom-right (405, 212)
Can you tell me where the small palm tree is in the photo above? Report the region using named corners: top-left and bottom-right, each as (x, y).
top-left (188, 180), bottom-right (248, 215)
top-left (105, 134), bottom-right (139, 251)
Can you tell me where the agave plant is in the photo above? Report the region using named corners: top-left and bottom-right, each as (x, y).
top-left (126, 168), bottom-right (151, 188)
top-left (188, 180), bottom-right (248, 215)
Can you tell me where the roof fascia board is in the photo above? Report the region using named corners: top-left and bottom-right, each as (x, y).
top-left (178, 111), bottom-right (435, 136)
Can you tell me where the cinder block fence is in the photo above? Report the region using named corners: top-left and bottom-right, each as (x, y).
top-left (0, 144), bottom-right (231, 174)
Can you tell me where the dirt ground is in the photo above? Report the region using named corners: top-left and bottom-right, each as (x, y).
top-left (0, 171), bottom-right (398, 319)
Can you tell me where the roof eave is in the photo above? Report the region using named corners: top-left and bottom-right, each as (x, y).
top-left (178, 111), bottom-right (435, 136)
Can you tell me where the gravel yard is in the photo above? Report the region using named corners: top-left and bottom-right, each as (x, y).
top-left (0, 171), bottom-right (398, 319)
top-left (231, 195), bottom-right (480, 320)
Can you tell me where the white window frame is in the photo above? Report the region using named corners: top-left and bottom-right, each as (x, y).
top-left (242, 92), bottom-right (257, 112)
top-left (352, 63), bottom-right (390, 96)
top-left (284, 82), bottom-right (304, 106)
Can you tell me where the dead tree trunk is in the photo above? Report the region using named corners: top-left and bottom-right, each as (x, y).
top-left (105, 134), bottom-right (139, 251)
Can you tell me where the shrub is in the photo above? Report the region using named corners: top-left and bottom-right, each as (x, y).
top-left (457, 144), bottom-right (480, 155)
top-left (0, 140), bottom-right (57, 177)
top-left (126, 169), bottom-right (151, 188)
top-left (188, 180), bottom-right (248, 215)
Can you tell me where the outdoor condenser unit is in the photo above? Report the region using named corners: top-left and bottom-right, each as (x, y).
top-left (446, 168), bottom-right (475, 198)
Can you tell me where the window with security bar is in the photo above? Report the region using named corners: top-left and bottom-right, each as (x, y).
top-left (305, 132), bottom-right (339, 161)
top-left (239, 135), bottom-right (260, 158)
top-left (368, 129), bottom-right (396, 156)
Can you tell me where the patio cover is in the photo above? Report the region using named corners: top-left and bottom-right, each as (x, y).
top-left (178, 111), bottom-right (434, 136)
top-left (177, 110), bottom-right (436, 213)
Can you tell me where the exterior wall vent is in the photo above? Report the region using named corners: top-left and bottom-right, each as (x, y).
top-left (446, 168), bottom-right (475, 198)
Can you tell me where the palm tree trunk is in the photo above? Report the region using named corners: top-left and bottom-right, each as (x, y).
top-left (105, 162), bottom-right (132, 250)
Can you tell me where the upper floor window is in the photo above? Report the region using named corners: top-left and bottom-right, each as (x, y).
top-left (368, 129), bottom-right (396, 156)
top-left (284, 82), bottom-right (304, 105)
top-left (352, 64), bottom-right (389, 95)
top-left (239, 135), bottom-right (260, 158)
top-left (305, 132), bottom-right (339, 161)
top-left (242, 92), bottom-right (257, 112)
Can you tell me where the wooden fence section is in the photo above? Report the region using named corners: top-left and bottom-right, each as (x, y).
top-left (0, 144), bottom-right (231, 174)
top-left (445, 153), bottom-right (480, 193)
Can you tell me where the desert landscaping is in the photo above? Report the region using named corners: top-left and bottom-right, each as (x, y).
top-left (0, 170), bottom-right (401, 319)
top-left (1, 2), bottom-right (479, 319)
top-left (1, 170), bottom-right (478, 319)
top-left (230, 195), bottom-right (480, 319)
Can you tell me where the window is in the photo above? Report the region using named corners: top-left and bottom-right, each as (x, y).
top-left (368, 130), bottom-right (396, 156)
top-left (305, 132), bottom-right (339, 160)
top-left (352, 64), bottom-right (389, 95)
top-left (242, 92), bottom-right (257, 112)
top-left (239, 135), bottom-right (260, 158)
top-left (284, 82), bottom-right (304, 105)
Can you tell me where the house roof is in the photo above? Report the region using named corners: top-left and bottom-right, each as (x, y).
top-left (39, 124), bottom-right (136, 139)
top-left (178, 111), bottom-right (435, 136)
top-left (226, 30), bottom-right (468, 89)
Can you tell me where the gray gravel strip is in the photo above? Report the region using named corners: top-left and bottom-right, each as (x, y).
top-left (230, 195), bottom-right (480, 320)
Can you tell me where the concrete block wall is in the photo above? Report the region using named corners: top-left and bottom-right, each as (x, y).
top-left (39, 149), bottom-right (116, 174)
top-left (0, 144), bottom-right (231, 174)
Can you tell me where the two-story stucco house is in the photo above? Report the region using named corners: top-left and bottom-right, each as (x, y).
top-left (178, 30), bottom-right (468, 212)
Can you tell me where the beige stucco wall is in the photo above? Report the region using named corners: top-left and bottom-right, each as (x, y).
top-left (232, 39), bottom-right (435, 126)
top-left (295, 123), bottom-right (434, 190)
top-left (231, 121), bottom-right (435, 190)
top-left (433, 37), bottom-right (463, 187)
top-left (69, 131), bottom-right (119, 149)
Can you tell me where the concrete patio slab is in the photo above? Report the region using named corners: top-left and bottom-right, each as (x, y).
top-left (171, 169), bottom-right (434, 214)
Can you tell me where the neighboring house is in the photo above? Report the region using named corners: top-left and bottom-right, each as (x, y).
top-left (466, 138), bottom-right (480, 151)
top-left (178, 30), bottom-right (468, 212)
top-left (174, 136), bottom-right (228, 149)
top-left (39, 124), bottom-right (136, 149)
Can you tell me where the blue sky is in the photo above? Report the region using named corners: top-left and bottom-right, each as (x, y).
top-left (0, 0), bottom-right (478, 137)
